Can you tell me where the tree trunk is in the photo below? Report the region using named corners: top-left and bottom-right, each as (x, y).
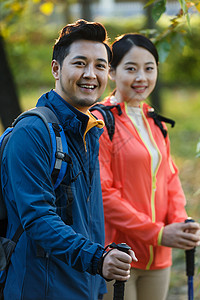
top-left (150, 81), bottom-right (162, 113)
top-left (59, 0), bottom-right (73, 24)
top-left (145, 2), bottom-right (162, 113)
top-left (0, 35), bottom-right (21, 128)
top-left (79, 0), bottom-right (92, 21)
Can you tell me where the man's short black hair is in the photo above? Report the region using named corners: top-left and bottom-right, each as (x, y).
top-left (52, 19), bottom-right (112, 66)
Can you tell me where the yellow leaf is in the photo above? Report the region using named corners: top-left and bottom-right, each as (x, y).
top-left (33, 0), bottom-right (41, 3)
top-left (40, 2), bottom-right (54, 16)
top-left (11, 3), bottom-right (22, 12)
top-left (196, 2), bottom-right (200, 12)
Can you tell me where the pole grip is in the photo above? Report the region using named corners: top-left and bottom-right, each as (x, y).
top-left (185, 218), bottom-right (196, 277)
top-left (112, 243), bottom-right (131, 300)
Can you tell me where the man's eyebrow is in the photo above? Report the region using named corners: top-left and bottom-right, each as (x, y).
top-left (72, 56), bottom-right (108, 64)
top-left (72, 55), bottom-right (87, 60)
top-left (97, 58), bottom-right (108, 64)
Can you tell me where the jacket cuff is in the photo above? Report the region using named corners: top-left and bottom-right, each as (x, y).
top-left (157, 227), bottom-right (164, 245)
top-left (91, 247), bottom-right (105, 275)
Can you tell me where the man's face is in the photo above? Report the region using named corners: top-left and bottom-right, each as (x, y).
top-left (52, 40), bottom-right (109, 112)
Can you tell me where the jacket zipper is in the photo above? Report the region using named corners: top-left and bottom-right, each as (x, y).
top-left (142, 110), bottom-right (163, 269)
top-left (126, 104), bottom-right (162, 270)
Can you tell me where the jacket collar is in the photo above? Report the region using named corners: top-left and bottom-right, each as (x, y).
top-left (104, 96), bottom-right (152, 117)
top-left (36, 90), bottom-right (92, 136)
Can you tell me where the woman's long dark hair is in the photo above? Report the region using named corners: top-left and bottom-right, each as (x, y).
top-left (110, 33), bottom-right (159, 70)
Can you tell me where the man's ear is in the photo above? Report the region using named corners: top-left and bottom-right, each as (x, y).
top-left (109, 67), bottom-right (116, 82)
top-left (51, 60), bottom-right (60, 80)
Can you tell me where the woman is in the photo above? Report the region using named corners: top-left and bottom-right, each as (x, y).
top-left (92, 34), bottom-right (200, 300)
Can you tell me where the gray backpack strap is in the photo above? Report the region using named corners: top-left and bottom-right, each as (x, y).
top-left (12, 106), bottom-right (60, 141)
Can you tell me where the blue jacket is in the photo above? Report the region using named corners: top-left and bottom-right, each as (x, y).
top-left (1, 90), bottom-right (106, 299)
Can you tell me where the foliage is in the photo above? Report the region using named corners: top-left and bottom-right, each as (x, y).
top-left (145, 0), bottom-right (167, 22)
top-left (160, 16), bottom-right (200, 85)
top-left (1, 0), bottom-right (200, 62)
top-left (3, 12), bottom-right (200, 90)
top-left (142, 1), bottom-right (200, 62)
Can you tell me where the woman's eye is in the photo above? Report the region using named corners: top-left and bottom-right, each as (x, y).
top-left (146, 66), bottom-right (155, 71)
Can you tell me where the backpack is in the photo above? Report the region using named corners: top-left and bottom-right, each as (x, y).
top-left (0, 107), bottom-right (72, 282)
top-left (89, 103), bottom-right (175, 141)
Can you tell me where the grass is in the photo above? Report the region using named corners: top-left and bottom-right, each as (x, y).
top-left (159, 87), bottom-right (200, 299)
top-left (161, 88), bottom-right (200, 220)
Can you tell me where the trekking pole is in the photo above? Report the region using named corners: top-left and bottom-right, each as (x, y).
top-left (112, 243), bottom-right (131, 300)
top-left (185, 218), bottom-right (196, 300)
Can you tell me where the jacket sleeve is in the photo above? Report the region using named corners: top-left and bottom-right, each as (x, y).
top-left (2, 116), bottom-right (104, 274)
top-left (165, 130), bottom-right (188, 224)
top-left (94, 111), bottom-right (164, 247)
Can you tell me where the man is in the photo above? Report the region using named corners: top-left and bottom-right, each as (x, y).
top-left (1, 20), bottom-right (136, 299)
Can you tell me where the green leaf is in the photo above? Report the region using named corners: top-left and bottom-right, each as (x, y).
top-left (178, 0), bottom-right (187, 13)
top-left (172, 34), bottom-right (185, 51)
top-left (156, 40), bottom-right (171, 63)
top-left (155, 31), bottom-right (186, 63)
top-left (186, 12), bottom-right (191, 30)
top-left (144, 0), bottom-right (157, 9)
top-left (152, 0), bottom-right (166, 22)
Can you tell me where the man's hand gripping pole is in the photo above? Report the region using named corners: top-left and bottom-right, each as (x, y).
top-left (111, 243), bottom-right (131, 300)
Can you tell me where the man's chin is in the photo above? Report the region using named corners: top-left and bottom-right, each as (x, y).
top-left (78, 98), bottom-right (98, 108)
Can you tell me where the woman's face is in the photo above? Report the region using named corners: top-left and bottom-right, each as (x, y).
top-left (110, 45), bottom-right (158, 106)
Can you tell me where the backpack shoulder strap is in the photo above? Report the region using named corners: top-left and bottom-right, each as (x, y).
top-left (147, 109), bottom-right (175, 138)
top-left (90, 104), bottom-right (122, 141)
top-left (0, 128), bottom-right (14, 221)
top-left (13, 106), bottom-right (72, 189)
top-left (90, 104), bottom-right (175, 140)
top-left (12, 106), bottom-right (60, 144)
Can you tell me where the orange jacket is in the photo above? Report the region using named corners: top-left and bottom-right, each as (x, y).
top-left (93, 97), bottom-right (187, 270)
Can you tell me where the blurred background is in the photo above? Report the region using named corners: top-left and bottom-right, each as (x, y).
top-left (1, 0), bottom-right (200, 298)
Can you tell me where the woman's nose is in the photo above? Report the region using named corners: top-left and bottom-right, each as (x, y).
top-left (135, 70), bottom-right (145, 81)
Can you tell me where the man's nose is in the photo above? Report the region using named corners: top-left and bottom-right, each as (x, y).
top-left (83, 64), bottom-right (96, 79)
